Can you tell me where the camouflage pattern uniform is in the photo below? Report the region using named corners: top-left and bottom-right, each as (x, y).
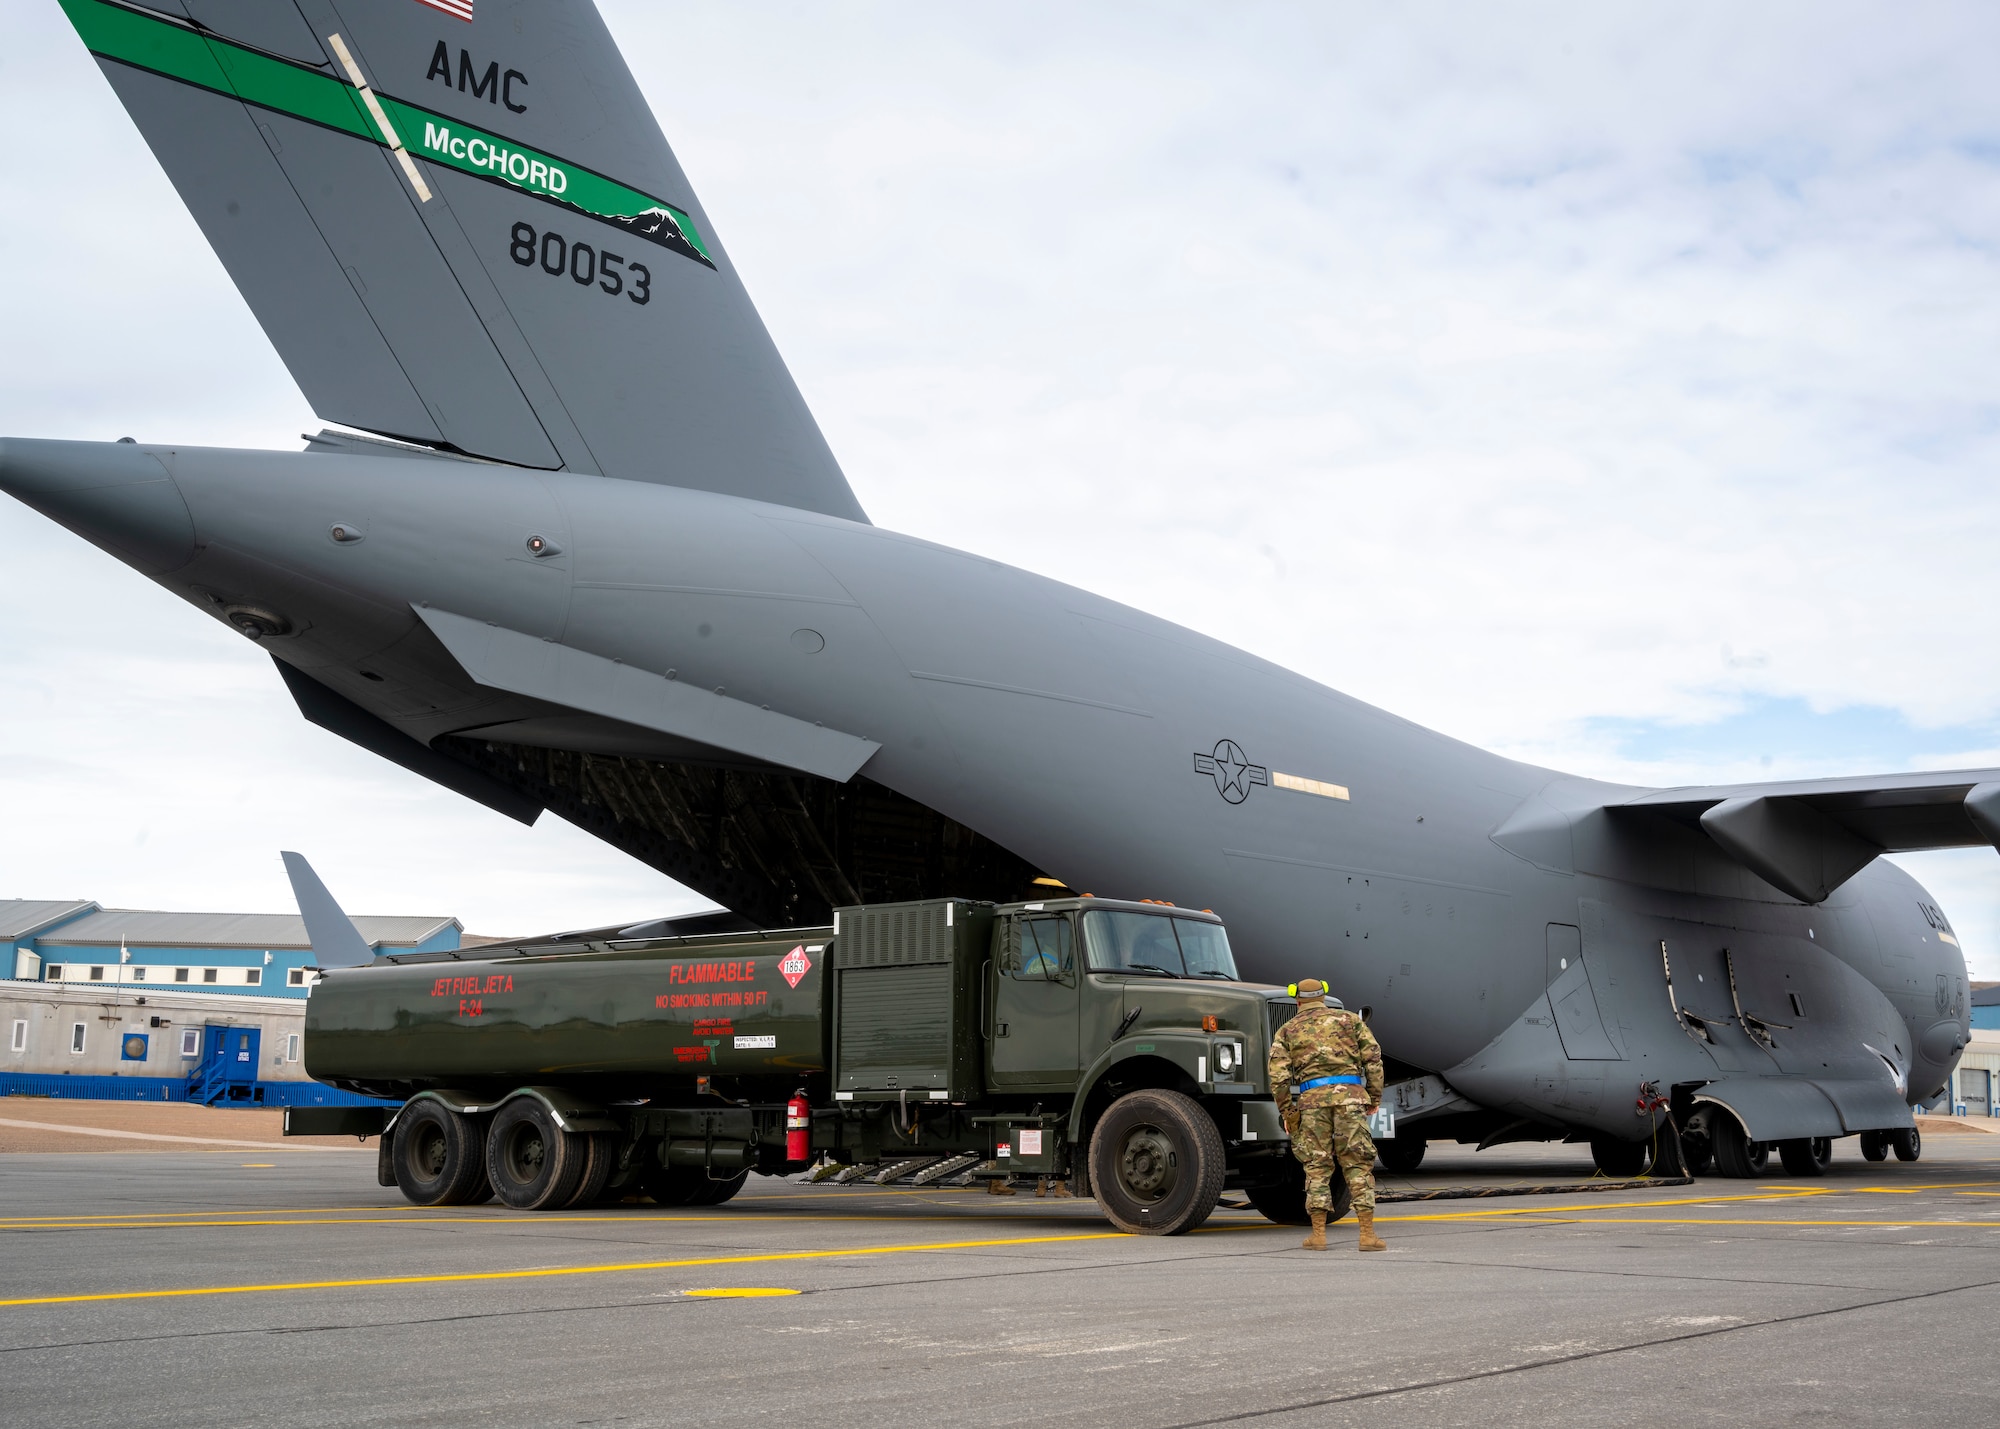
top-left (1268, 997), bottom-right (1385, 1215)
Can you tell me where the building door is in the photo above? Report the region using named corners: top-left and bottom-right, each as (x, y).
top-left (989, 915), bottom-right (1081, 1090)
top-left (203, 1025), bottom-right (261, 1087)
top-left (1961, 1068), bottom-right (1992, 1117)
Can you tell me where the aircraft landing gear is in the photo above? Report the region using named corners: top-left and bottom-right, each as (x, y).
top-left (1677, 1109), bottom-right (1716, 1176)
top-left (1859, 1130), bottom-right (1890, 1162)
top-left (1891, 1125), bottom-right (1922, 1162)
top-left (1710, 1113), bottom-right (1769, 1178)
top-left (1589, 1133), bottom-right (1653, 1178)
top-left (1375, 1131), bottom-right (1426, 1173)
top-left (1777, 1136), bottom-right (1833, 1176)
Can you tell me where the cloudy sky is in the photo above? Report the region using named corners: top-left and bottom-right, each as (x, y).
top-left (3, 3), bottom-right (1998, 968)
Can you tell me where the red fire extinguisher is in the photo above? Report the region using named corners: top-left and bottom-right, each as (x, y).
top-left (786, 1090), bottom-right (812, 1163)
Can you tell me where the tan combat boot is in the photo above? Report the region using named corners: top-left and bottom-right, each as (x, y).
top-left (1357, 1208), bottom-right (1386, 1251)
top-left (1300, 1210), bottom-right (1328, 1251)
top-left (987, 1177), bottom-right (1017, 1196)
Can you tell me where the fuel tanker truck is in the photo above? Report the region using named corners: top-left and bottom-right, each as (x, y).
top-left (287, 896), bottom-right (1338, 1235)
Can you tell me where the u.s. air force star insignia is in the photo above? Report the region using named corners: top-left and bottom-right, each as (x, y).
top-left (1193, 740), bottom-right (1269, 804)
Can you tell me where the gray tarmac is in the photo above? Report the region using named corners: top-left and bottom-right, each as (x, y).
top-left (3, 1136), bottom-right (1998, 1427)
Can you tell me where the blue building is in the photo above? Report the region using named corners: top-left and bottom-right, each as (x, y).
top-left (1973, 984), bottom-right (2000, 1031)
top-left (3, 899), bottom-right (461, 996)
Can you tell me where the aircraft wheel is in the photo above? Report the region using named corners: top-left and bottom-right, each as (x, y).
top-left (1710, 1115), bottom-right (1769, 1178)
top-left (1590, 1133), bottom-right (1653, 1178)
top-left (1892, 1125), bottom-right (1922, 1162)
top-left (1375, 1132), bottom-right (1426, 1173)
top-left (485, 1098), bottom-right (586, 1210)
top-left (1777, 1136), bottom-right (1833, 1176)
top-left (563, 1131), bottom-right (618, 1208)
top-left (1088, 1088), bottom-right (1227, 1235)
top-left (1241, 1159), bottom-right (1350, 1225)
top-left (1859, 1131), bottom-right (1890, 1162)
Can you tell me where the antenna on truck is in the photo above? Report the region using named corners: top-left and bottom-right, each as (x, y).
top-left (280, 851), bottom-right (376, 969)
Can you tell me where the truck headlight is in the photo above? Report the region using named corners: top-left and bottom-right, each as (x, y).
top-left (1216, 1043), bottom-right (1236, 1074)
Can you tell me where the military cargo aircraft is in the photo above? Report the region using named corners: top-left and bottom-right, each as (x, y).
top-left (2, 0), bottom-right (1987, 1176)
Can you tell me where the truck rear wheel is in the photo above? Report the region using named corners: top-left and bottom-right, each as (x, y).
top-left (392, 1100), bottom-right (489, 1206)
top-left (563, 1132), bottom-right (618, 1208)
top-left (1088, 1088), bottom-right (1226, 1236)
top-left (486, 1098), bottom-right (586, 1210)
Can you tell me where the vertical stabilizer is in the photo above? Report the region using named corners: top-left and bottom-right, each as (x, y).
top-left (281, 850), bottom-right (376, 968)
top-left (61, 0), bottom-right (868, 521)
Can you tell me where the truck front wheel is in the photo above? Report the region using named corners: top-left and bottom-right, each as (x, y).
top-left (392, 1100), bottom-right (490, 1206)
top-left (486, 1099), bottom-right (586, 1210)
top-left (1088, 1088), bottom-right (1226, 1235)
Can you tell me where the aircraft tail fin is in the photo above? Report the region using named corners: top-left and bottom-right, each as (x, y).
top-left (280, 850), bottom-right (376, 968)
top-left (62, 0), bottom-right (866, 521)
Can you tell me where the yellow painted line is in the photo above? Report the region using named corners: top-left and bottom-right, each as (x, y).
top-left (1385, 1214), bottom-right (2000, 1229)
top-left (0, 1229), bottom-right (1129, 1309)
top-left (1379, 1189), bottom-right (1836, 1221)
top-left (0, 1206), bottom-right (408, 1224)
top-left (0, 1209), bottom-right (1101, 1233)
top-left (685, 1287), bottom-right (799, 1298)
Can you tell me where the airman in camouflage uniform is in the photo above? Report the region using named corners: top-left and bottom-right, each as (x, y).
top-left (1268, 978), bottom-right (1386, 1252)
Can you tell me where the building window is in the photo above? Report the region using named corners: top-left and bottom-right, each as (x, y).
top-left (130, 966), bottom-right (147, 982)
top-left (9, 1020), bottom-right (25, 1053)
top-left (179, 1028), bottom-right (200, 1058)
top-left (88, 966), bottom-right (105, 982)
top-left (288, 968), bottom-right (308, 987)
top-left (203, 968), bottom-right (218, 984)
top-left (174, 967), bottom-right (189, 982)
top-left (70, 1023), bottom-right (86, 1055)
top-left (244, 968), bottom-right (261, 986)
top-left (45, 964), bottom-right (64, 981)
top-left (285, 1033), bottom-right (301, 1062)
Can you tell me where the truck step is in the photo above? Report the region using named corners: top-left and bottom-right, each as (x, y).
top-left (908, 1153), bottom-right (984, 1185)
top-left (872, 1156), bottom-right (945, 1184)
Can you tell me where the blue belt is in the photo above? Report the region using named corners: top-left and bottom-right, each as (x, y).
top-left (1294, 1075), bottom-right (1362, 1091)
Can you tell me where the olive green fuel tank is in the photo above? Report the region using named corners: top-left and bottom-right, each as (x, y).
top-left (304, 931), bottom-right (831, 1088)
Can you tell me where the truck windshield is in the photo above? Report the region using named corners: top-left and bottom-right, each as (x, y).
top-left (1081, 911), bottom-right (1239, 980)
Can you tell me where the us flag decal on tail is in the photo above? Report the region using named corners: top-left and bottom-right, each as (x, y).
top-left (415, 0), bottom-right (474, 21)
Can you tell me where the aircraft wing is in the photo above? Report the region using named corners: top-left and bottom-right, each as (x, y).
top-left (1618, 770), bottom-right (2000, 904)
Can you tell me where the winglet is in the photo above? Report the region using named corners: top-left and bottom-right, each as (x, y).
top-left (281, 851), bottom-right (376, 968)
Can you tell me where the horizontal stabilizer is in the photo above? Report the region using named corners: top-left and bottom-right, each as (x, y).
top-left (414, 606), bottom-right (881, 783)
top-left (1621, 769), bottom-right (2000, 904)
top-left (279, 850), bottom-right (374, 968)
